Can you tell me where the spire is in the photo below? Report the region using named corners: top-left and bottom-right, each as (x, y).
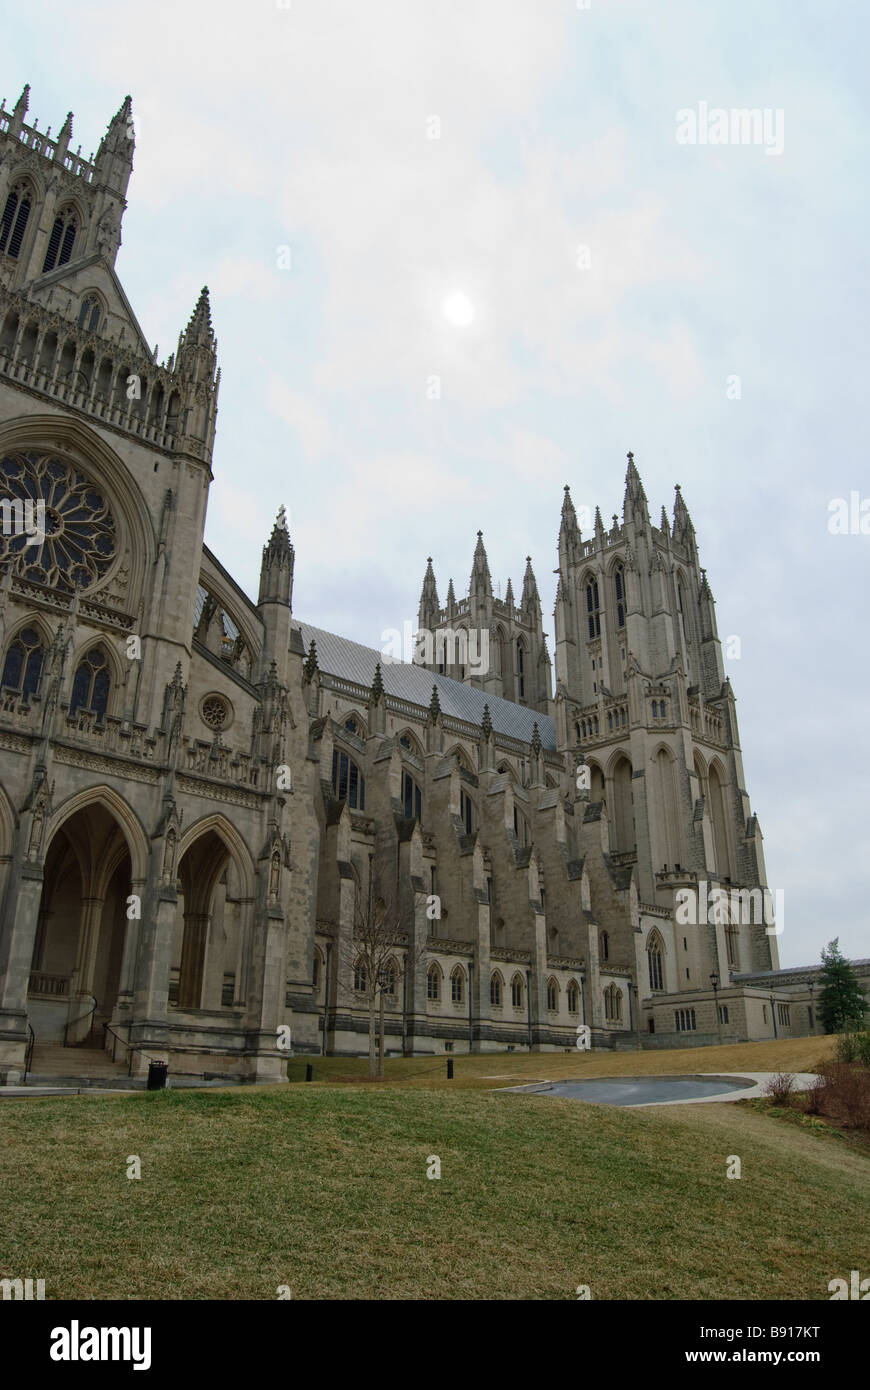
top-left (594, 505), bottom-right (605, 542)
top-left (505, 577), bottom-right (514, 607)
top-left (521, 556), bottom-right (540, 613)
top-left (446, 577), bottom-right (456, 611)
top-left (558, 483), bottom-right (581, 571)
top-left (530, 722), bottom-right (542, 757)
top-left (177, 286), bottom-right (218, 392)
top-left (186, 286), bottom-right (214, 342)
top-left (660, 504), bottom-right (670, 537)
top-left (470, 531), bottom-right (493, 601)
top-left (418, 556), bottom-right (440, 629)
top-left (429, 684), bottom-right (441, 720)
top-left (672, 483), bottom-right (695, 548)
top-left (53, 109), bottom-right (73, 162)
top-left (481, 703), bottom-right (493, 740)
top-left (623, 451), bottom-right (650, 527)
top-left (93, 95), bottom-right (134, 196)
top-left (258, 506), bottom-right (294, 606)
top-left (303, 638), bottom-right (318, 681)
top-left (10, 84), bottom-right (30, 135)
top-left (371, 661), bottom-right (384, 703)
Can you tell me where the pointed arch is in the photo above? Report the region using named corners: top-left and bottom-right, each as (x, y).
top-left (490, 968), bottom-right (504, 1006)
top-left (647, 928), bottom-right (665, 992)
top-left (45, 784), bottom-right (149, 884)
top-left (566, 978), bottom-right (580, 1013)
top-left (177, 812), bottom-right (256, 900)
top-left (396, 727), bottom-right (422, 757)
top-left (426, 960), bottom-right (442, 1001)
top-left (510, 971), bottom-right (525, 1008)
top-left (707, 758), bottom-right (734, 879)
top-left (546, 976), bottom-right (559, 1011)
top-left (450, 963), bottom-right (465, 1003)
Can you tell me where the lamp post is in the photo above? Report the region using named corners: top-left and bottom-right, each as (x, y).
top-left (710, 969), bottom-right (721, 1044)
top-left (377, 967), bottom-right (389, 1077)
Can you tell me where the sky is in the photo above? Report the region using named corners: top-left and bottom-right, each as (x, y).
top-left (4, 0), bottom-right (869, 966)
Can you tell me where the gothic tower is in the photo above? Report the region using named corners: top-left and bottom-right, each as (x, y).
top-left (415, 532), bottom-right (553, 717)
top-left (553, 454), bottom-right (776, 983)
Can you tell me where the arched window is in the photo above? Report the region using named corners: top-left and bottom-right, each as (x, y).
top-left (459, 789), bottom-right (474, 835)
top-left (647, 933), bottom-right (664, 992)
top-left (427, 965), bottom-right (440, 1001)
top-left (586, 578), bottom-right (600, 639)
top-left (382, 961), bottom-right (397, 996)
top-left (77, 295), bottom-right (101, 333)
top-left (511, 973), bottom-right (524, 1009)
top-left (42, 207), bottom-right (78, 273)
top-left (600, 930), bottom-right (609, 962)
top-left (451, 966), bottom-right (464, 1004)
top-left (70, 647), bottom-right (111, 720)
top-left (353, 960), bottom-right (367, 993)
top-left (547, 978), bottom-right (558, 1011)
top-left (490, 971), bottom-right (502, 1006)
top-left (517, 640), bottom-right (525, 699)
top-left (332, 748), bottom-right (366, 810)
top-left (614, 564), bottom-right (625, 629)
top-left (1, 626), bottom-right (44, 701)
top-left (567, 980), bottom-right (579, 1014)
top-left (725, 924), bottom-right (739, 968)
top-left (0, 182), bottom-right (33, 259)
top-left (402, 769), bottom-right (422, 820)
top-left (604, 983), bottom-right (622, 1021)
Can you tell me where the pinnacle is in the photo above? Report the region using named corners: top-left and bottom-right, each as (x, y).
top-left (429, 684), bottom-right (441, 719)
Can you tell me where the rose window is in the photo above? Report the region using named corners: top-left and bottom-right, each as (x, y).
top-left (0, 451), bottom-right (116, 593)
top-left (201, 694), bottom-right (230, 730)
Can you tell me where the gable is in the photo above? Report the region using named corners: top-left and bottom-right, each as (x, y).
top-left (23, 253), bottom-right (153, 358)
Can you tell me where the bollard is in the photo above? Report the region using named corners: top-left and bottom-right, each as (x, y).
top-left (447, 1058), bottom-right (454, 1080)
top-left (305, 1062), bottom-right (313, 1082)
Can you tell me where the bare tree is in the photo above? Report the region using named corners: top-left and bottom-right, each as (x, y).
top-left (344, 868), bottom-right (425, 1079)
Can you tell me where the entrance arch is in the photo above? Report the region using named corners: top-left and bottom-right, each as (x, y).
top-left (29, 799), bottom-right (136, 1044)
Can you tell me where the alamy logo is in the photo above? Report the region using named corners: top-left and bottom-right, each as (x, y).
top-left (49, 1321), bottom-right (152, 1371)
top-left (675, 881), bottom-right (784, 935)
top-left (675, 102), bottom-right (784, 156)
top-left (1, 1277), bottom-right (44, 1300)
top-left (0, 497), bottom-right (46, 545)
top-left (380, 621), bottom-right (489, 676)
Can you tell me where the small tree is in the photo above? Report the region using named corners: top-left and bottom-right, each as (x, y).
top-left (347, 869), bottom-right (424, 1079)
top-left (817, 939), bottom-right (867, 1035)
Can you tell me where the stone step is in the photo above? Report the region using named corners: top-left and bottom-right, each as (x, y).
top-left (28, 1044), bottom-right (128, 1078)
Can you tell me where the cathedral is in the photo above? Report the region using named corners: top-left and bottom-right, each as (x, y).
top-left (0, 85), bottom-right (820, 1086)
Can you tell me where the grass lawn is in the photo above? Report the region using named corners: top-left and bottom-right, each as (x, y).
top-left (1, 1035), bottom-right (865, 1300)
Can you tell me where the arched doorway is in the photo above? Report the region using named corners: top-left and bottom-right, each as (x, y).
top-left (171, 827), bottom-right (245, 1011)
top-left (28, 803), bottom-right (132, 1046)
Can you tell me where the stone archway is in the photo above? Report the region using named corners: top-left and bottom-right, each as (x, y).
top-left (28, 802), bottom-right (132, 1045)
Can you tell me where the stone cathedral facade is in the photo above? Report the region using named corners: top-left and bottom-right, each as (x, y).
top-left (0, 85), bottom-right (819, 1086)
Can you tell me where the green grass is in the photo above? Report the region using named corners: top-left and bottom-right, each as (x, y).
top-left (1, 1036), bottom-right (866, 1301)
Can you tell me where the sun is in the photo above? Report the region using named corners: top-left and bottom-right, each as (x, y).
top-left (442, 292), bottom-right (474, 326)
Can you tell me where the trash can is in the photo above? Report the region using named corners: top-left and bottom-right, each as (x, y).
top-left (147, 1060), bottom-right (168, 1091)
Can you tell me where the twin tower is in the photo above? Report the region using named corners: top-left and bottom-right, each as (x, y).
top-left (416, 454), bottom-right (726, 747)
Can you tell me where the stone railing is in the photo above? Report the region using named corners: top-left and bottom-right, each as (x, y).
top-left (0, 285), bottom-right (186, 451)
top-left (62, 710), bottom-right (158, 760)
top-left (184, 738), bottom-right (263, 789)
top-left (28, 971), bottom-right (69, 996)
top-left (0, 106), bottom-right (96, 181)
